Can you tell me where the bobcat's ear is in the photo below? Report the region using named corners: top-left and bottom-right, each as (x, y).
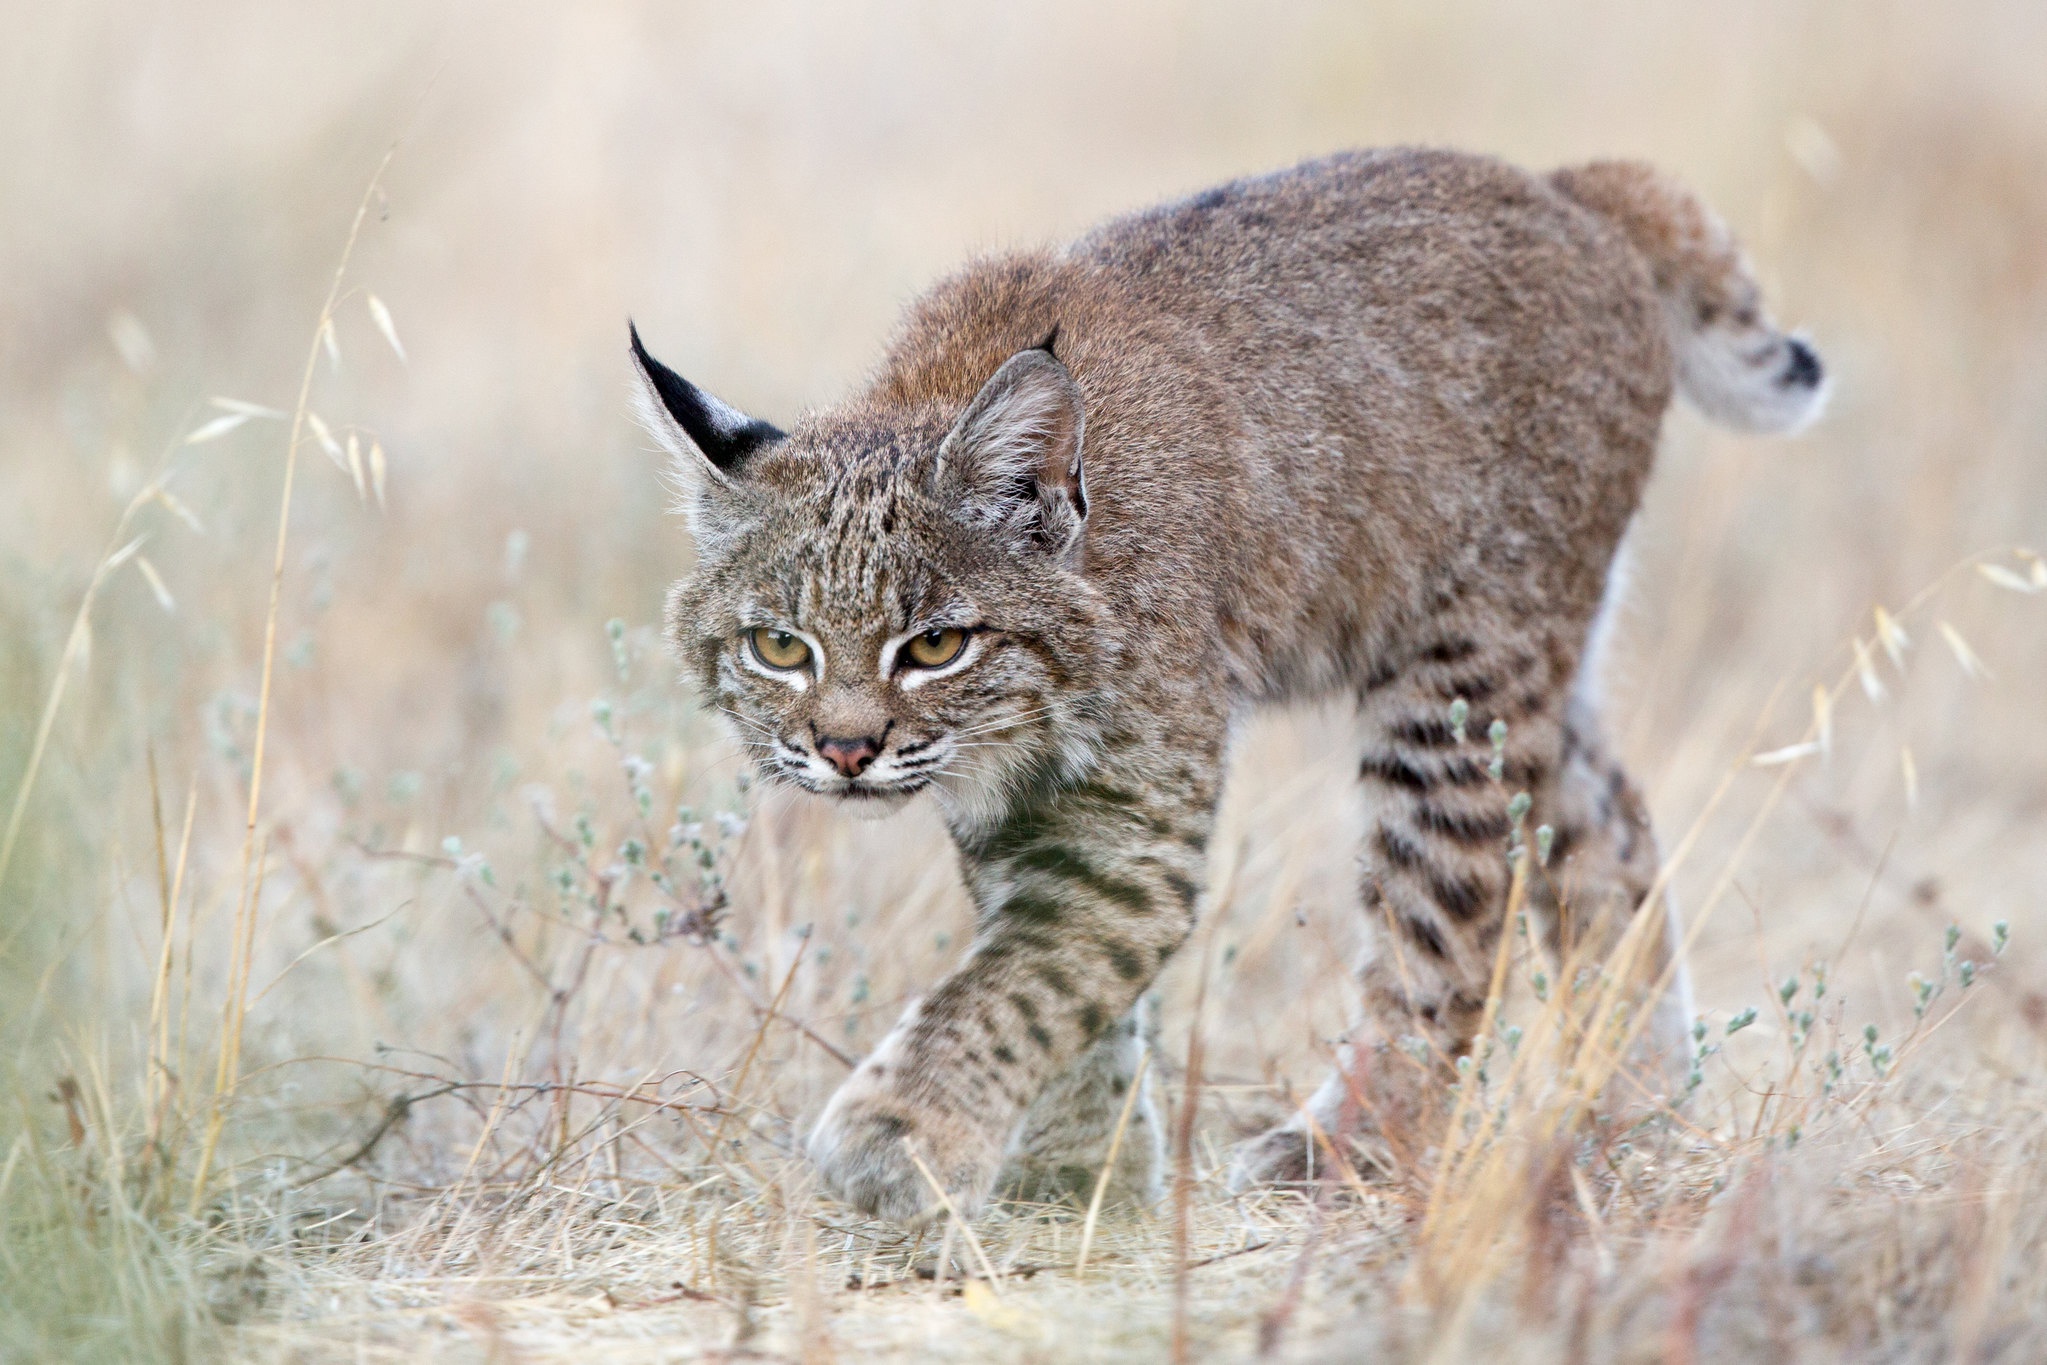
top-left (629, 322), bottom-right (784, 498)
top-left (936, 344), bottom-right (1087, 556)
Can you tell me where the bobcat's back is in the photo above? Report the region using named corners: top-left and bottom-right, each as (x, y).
top-left (868, 148), bottom-right (1693, 701)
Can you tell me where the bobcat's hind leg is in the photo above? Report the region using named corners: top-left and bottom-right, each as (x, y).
top-left (1224, 1035), bottom-right (1439, 1191)
top-left (1231, 627), bottom-right (1565, 1190)
top-left (998, 998), bottom-right (1164, 1209)
top-left (1527, 699), bottom-right (1693, 1100)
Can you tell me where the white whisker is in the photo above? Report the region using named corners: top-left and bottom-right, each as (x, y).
top-left (950, 707), bottom-right (1055, 738)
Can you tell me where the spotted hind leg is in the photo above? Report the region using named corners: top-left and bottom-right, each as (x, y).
top-left (1230, 627), bottom-right (1572, 1189)
top-left (1525, 698), bottom-right (1693, 1099)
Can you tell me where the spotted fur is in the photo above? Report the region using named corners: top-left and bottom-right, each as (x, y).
top-left (632, 148), bottom-right (1824, 1224)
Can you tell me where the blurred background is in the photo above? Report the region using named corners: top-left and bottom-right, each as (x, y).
top-left (2, 2), bottom-right (2045, 1355)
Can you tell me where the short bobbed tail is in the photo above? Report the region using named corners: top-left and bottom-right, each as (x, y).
top-left (1551, 160), bottom-right (1828, 435)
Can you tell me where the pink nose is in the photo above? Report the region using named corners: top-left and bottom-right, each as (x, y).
top-left (816, 734), bottom-right (881, 778)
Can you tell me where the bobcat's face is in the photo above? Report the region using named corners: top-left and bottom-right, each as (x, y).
top-left (634, 332), bottom-right (1111, 823)
top-left (671, 449), bottom-right (1102, 818)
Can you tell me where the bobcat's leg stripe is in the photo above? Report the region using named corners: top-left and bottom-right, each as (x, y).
top-left (1375, 825), bottom-right (1427, 871)
top-left (1361, 752), bottom-right (1433, 792)
top-left (1434, 674), bottom-right (1500, 703)
top-left (1423, 864), bottom-right (1492, 922)
top-left (1002, 892), bottom-right (1065, 926)
top-left (1387, 716), bottom-right (1464, 748)
top-left (1400, 909), bottom-right (1452, 959)
top-left (1102, 938), bottom-right (1145, 980)
top-left (1034, 963), bottom-right (1075, 997)
top-left (1433, 755), bottom-right (1495, 788)
top-left (1414, 800), bottom-right (1512, 844)
top-left (1010, 844), bottom-right (1155, 915)
top-left (1362, 660), bottom-right (1400, 692)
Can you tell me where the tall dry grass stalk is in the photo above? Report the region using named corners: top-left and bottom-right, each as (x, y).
top-left (186, 144), bottom-right (403, 1218)
top-left (0, 461), bottom-right (188, 917)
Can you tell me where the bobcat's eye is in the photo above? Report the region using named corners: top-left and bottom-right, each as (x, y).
top-left (747, 627), bottom-right (811, 671)
top-left (902, 628), bottom-right (968, 670)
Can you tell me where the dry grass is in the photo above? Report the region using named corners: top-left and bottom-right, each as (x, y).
top-left (4, 3), bottom-right (2047, 1360)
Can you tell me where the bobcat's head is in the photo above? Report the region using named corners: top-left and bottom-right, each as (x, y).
top-left (631, 326), bottom-right (1112, 826)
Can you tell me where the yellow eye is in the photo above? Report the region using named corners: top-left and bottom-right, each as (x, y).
top-left (903, 628), bottom-right (968, 669)
top-left (747, 627), bottom-right (811, 671)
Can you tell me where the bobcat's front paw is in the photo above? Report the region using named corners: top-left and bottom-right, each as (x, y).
top-left (806, 1048), bottom-right (1007, 1225)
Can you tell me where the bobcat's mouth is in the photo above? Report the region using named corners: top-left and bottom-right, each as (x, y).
top-left (839, 776), bottom-right (929, 799)
top-left (815, 775), bottom-right (926, 819)
top-left (781, 768), bottom-right (931, 803)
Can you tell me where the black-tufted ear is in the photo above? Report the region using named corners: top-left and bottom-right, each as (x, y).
top-left (628, 322), bottom-right (784, 479)
top-left (936, 344), bottom-right (1087, 556)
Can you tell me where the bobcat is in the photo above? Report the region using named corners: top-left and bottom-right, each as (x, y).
top-left (631, 148), bottom-right (1825, 1225)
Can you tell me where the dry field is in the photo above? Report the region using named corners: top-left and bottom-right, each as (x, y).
top-left (4, 3), bottom-right (2047, 1361)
